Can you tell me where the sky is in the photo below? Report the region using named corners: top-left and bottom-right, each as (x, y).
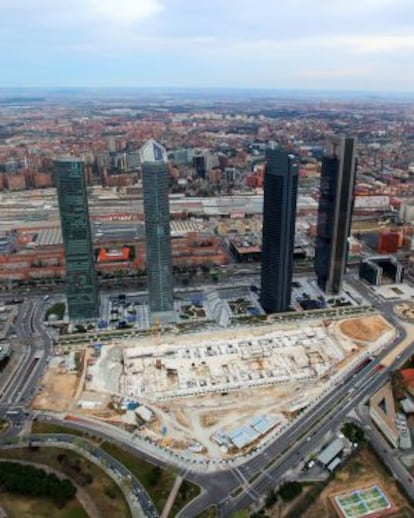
top-left (1, 0), bottom-right (413, 91)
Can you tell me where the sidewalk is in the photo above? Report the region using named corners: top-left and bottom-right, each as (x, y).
top-left (160, 475), bottom-right (183, 518)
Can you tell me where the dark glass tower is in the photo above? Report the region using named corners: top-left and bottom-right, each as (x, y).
top-left (260, 145), bottom-right (298, 313)
top-left (54, 158), bottom-right (99, 320)
top-left (141, 140), bottom-right (175, 323)
top-left (315, 136), bottom-right (357, 294)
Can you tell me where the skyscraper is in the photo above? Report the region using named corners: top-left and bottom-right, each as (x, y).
top-left (54, 158), bottom-right (99, 320)
top-left (315, 136), bottom-right (357, 294)
top-left (260, 145), bottom-right (298, 313)
top-left (140, 140), bottom-right (175, 323)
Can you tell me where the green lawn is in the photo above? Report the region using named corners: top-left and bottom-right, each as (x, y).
top-left (0, 418), bottom-right (9, 434)
top-left (100, 441), bottom-right (175, 512)
top-left (170, 478), bottom-right (201, 516)
top-left (0, 447), bottom-right (130, 518)
top-left (101, 441), bottom-right (201, 514)
top-left (230, 511), bottom-right (250, 518)
top-left (0, 492), bottom-right (89, 518)
top-left (196, 507), bottom-right (217, 518)
top-left (31, 420), bottom-right (86, 437)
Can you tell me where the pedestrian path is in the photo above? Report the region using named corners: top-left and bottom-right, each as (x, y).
top-left (160, 475), bottom-right (183, 518)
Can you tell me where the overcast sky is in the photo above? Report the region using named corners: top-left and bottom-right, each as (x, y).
top-left (1, 0), bottom-right (413, 91)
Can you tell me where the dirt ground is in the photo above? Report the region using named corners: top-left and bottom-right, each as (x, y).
top-left (339, 315), bottom-right (393, 343)
top-left (395, 303), bottom-right (414, 323)
top-left (32, 367), bottom-right (80, 412)
top-left (297, 445), bottom-right (414, 518)
top-left (141, 383), bottom-right (307, 457)
top-left (0, 493), bottom-right (87, 518)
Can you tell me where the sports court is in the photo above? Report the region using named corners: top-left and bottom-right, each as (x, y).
top-left (334, 485), bottom-right (393, 518)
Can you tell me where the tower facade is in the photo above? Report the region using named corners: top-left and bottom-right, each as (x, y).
top-left (141, 140), bottom-right (175, 323)
top-left (315, 136), bottom-right (357, 294)
top-left (54, 158), bottom-right (99, 320)
top-left (260, 145), bottom-right (298, 313)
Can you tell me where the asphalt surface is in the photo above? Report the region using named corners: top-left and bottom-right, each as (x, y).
top-left (0, 275), bottom-right (414, 518)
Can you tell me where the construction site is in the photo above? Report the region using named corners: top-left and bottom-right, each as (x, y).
top-left (32, 314), bottom-right (395, 458)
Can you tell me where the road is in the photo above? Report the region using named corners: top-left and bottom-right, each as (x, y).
top-left (0, 298), bottom-right (53, 409)
top-left (0, 433), bottom-right (157, 518)
top-left (29, 314), bottom-right (410, 518)
top-left (0, 276), bottom-right (413, 517)
top-left (180, 277), bottom-right (414, 516)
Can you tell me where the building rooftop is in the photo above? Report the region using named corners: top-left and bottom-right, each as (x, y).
top-left (317, 437), bottom-right (345, 465)
top-left (54, 156), bottom-right (84, 163)
top-left (140, 139), bottom-right (167, 163)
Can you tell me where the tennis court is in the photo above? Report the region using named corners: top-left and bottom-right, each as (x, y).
top-left (334, 485), bottom-right (392, 518)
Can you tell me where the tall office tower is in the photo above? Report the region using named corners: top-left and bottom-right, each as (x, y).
top-left (260, 145), bottom-right (298, 313)
top-left (54, 158), bottom-right (99, 320)
top-left (193, 152), bottom-right (206, 179)
top-left (315, 136), bottom-right (357, 294)
top-left (140, 140), bottom-right (175, 323)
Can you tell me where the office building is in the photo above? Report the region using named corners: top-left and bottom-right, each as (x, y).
top-left (359, 256), bottom-right (403, 286)
top-left (54, 158), bottom-right (99, 320)
top-left (260, 145), bottom-right (298, 313)
top-left (193, 152), bottom-right (207, 179)
top-left (315, 136), bottom-right (357, 294)
top-left (193, 151), bottom-right (217, 179)
top-left (141, 140), bottom-right (175, 323)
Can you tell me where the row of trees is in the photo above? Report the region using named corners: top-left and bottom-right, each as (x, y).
top-left (0, 462), bottom-right (76, 507)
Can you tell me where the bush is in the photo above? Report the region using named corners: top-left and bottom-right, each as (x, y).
top-left (104, 486), bottom-right (118, 499)
top-left (265, 489), bottom-right (278, 508)
top-left (45, 302), bottom-right (66, 321)
top-left (342, 422), bottom-right (365, 443)
top-left (278, 481), bottom-right (303, 502)
top-left (148, 466), bottom-right (162, 486)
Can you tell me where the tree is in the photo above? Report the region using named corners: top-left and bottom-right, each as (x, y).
top-left (265, 489), bottom-right (278, 508)
top-left (278, 481), bottom-right (303, 502)
top-left (0, 462), bottom-right (76, 507)
top-left (391, 370), bottom-right (406, 400)
top-left (341, 422), bottom-right (365, 443)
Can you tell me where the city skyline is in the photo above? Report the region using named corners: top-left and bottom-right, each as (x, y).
top-left (1, 89), bottom-right (414, 517)
top-left (0, 0), bottom-right (413, 90)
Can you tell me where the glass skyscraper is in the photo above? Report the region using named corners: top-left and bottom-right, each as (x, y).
top-left (315, 136), bottom-right (357, 294)
top-left (54, 158), bottom-right (99, 320)
top-left (260, 145), bottom-right (298, 313)
top-left (141, 140), bottom-right (175, 323)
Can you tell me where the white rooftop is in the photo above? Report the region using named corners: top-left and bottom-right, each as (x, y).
top-left (140, 139), bottom-right (167, 163)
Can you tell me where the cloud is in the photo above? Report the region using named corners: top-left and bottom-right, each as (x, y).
top-left (350, 35), bottom-right (414, 53)
top-left (0, 0), bottom-right (164, 27)
top-left (88, 0), bottom-right (163, 24)
top-left (0, 0), bottom-right (413, 89)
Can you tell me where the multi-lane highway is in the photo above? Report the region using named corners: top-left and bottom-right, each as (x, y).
top-left (181, 330), bottom-right (413, 517)
top-left (0, 297), bottom-right (53, 410)
top-left (0, 277), bottom-right (413, 517)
